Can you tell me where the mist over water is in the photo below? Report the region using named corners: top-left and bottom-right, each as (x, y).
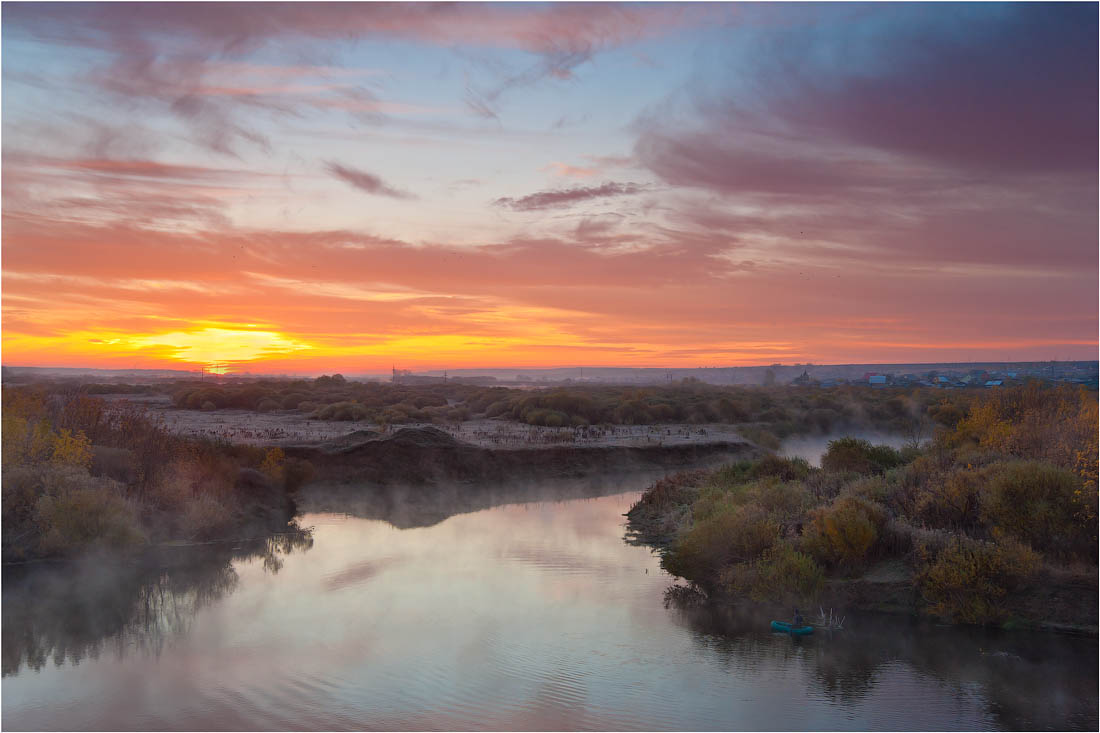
top-left (3, 474), bottom-right (1095, 731)
top-left (779, 432), bottom-right (913, 467)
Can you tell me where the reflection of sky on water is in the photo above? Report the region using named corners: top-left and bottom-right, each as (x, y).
top-left (3, 488), bottom-right (1096, 731)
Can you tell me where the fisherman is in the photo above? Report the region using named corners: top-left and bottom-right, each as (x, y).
top-left (793, 607), bottom-right (804, 628)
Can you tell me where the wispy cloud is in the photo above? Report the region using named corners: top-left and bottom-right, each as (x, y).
top-left (493, 182), bottom-right (643, 211)
top-left (325, 162), bottom-right (415, 199)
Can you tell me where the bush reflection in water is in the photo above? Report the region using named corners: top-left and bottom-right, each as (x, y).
top-left (666, 597), bottom-right (1098, 731)
top-left (2, 525), bottom-right (313, 676)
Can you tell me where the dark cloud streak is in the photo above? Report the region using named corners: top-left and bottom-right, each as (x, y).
top-left (325, 162), bottom-right (415, 199)
top-left (494, 182), bottom-right (643, 211)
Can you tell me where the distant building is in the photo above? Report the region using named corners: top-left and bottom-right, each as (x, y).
top-left (792, 370), bottom-right (814, 386)
top-left (985, 380), bottom-right (1003, 387)
top-left (869, 375), bottom-right (887, 385)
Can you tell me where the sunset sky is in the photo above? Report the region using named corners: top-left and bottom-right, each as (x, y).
top-left (2, 2), bottom-right (1097, 374)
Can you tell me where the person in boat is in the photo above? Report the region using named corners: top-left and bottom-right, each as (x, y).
top-left (793, 607), bottom-right (804, 628)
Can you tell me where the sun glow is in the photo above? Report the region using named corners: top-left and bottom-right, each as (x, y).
top-left (130, 327), bottom-right (313, 365)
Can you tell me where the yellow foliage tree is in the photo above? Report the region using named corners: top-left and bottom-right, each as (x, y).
top-left (50, 429), bottom-right (93, 469)
top-left (260, 447), bottom-right (286, 484)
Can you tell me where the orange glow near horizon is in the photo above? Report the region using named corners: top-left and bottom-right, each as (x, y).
top-left (3, 311), bottom-right (1097, 375)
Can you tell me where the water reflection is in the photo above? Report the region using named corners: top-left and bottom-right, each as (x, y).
top-left (670, 602), bottom-right (1099, 731)
top-left (298, 463), bottom-right (731, 529)
top-left (2, 526), bottom-right (313, 677)
top-left (2, 483), bottom-right (1096, 732)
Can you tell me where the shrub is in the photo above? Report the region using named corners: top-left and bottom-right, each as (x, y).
top-left (916, 536), bottom-right (1039, 624)
top-left (260, 448), bottom-right (286, 484)
top-left (723, 543), bottom-right (824, 603)
top-left (147, 466), bottom-right (193, 512)
top-left (280, 393), bottom-right (310, 410)
top-left (821, 437), bottom-right (902, 475)
top-left (633, 470), bottom-right (708, 512)
top-left (315, 401), bottom-right (367, 421)
top-left (256, 398), bottom-right (280, 413)
top-left (803, 495), bottom-right (886, 571)
top-left (49, 429), bottom-right (93, 468)
top-left (913, 467), bottom-right (982, 531)
top-left (740, 427), bottom-right (781, 451)
top-left (34, 473), bottom-right (146, 555)
top-left (525, 408), bottom-right (569, 427)
top-left (91, 446), bottom-right (137, 484)
top-left (178, 494), bottom-right (233, 540)
top-left (664, 504), bottom-right (778, 583)
top-left (979, 461), bottom-right (1090, 558)
top-left (750, 454), bottom-right (812, 482)
top-left (803, 470), bottom-right (850, 502)
top-left (282, 458), bottom-right (315, 492)
top-left (739, 479), bottom-right (812, 520)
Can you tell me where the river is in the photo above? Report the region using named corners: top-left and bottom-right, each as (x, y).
top-left (3, 474), bottom-right (1097, 731)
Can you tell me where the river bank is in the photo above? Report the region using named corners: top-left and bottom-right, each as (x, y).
top-left (625, 402), bottom-right (1099, 636)
top-left (283, 425), bottom-right (754, 528)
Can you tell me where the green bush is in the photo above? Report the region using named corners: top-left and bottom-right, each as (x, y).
top-left (917, 536), bottom-right (1039, 624)
top-left (524, 408), bottom-right (570, 427)
top-left (750, 454), bottom-right (812, 482)
top-left (739, 479), bottom-right (812, 520)
top-left (822, 437), bottom-right (903, 475)
top-left (315, 401), bottom-right (368, 421)
top-left (723, 542), bottom-right (824, 603)
top-left (979, 461), bottom-right (1090, 558)
top-left (664, 504), bottom-right (777, 583)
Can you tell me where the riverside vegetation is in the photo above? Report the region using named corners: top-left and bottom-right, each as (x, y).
top-left (2, 386), bottom-right (313, 562)
top-left (628, 382), bottom-right (1098, 629)
top-left (163, 375), bottom-right (939, 442)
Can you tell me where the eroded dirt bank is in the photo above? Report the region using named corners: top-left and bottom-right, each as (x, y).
top-left (284, 426), bottom-right (757, 528)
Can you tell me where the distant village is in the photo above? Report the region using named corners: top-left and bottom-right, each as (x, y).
top-left (790, 363), bottom-right (1099, 389)
top-left (4, 360), bottom-right (1097, 390)
top-left (387, 361), bottom-right (1098, 390)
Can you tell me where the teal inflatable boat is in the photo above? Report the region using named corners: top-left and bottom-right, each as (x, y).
top-left (771, 620), bottom-right (814, 635)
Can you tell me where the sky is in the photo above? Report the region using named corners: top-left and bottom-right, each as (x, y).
top-left (2, 2), bottom-right (1097, 374)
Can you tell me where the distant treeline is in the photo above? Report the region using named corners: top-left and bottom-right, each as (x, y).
top-left (155, 375), bottom-right (974, 441)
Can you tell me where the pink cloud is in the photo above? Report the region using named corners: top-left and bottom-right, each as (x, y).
top-left (545, 162), bottom-right (599, 179)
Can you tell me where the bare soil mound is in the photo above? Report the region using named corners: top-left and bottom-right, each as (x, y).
top-left (380, 426), bottom-right (466, 450)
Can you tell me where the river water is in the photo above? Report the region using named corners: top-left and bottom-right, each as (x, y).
top-left (3, 475), bottom-right (1097, 731)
